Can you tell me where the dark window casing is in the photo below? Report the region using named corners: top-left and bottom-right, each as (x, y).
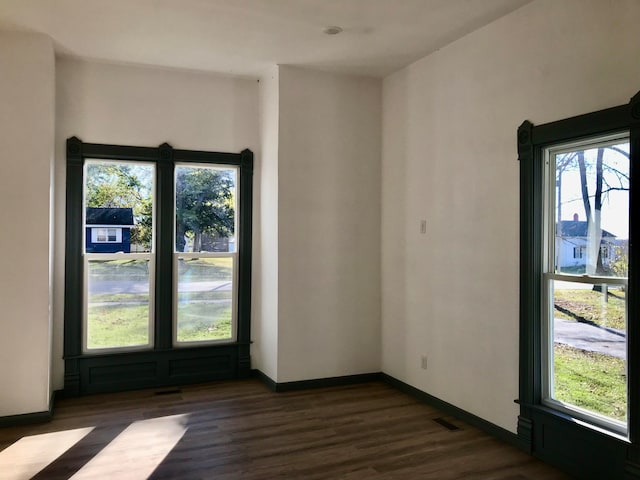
top-left (64, 138), bottom-right (253, 395)
top-left (517, 91), bottom-right (640, 479)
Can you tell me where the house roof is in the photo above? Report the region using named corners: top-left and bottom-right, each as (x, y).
top-left (558, 220), bottom-right (615, 238)
top-left (86, 207), bottom-right (134, 226)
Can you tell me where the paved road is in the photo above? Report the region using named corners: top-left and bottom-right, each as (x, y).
top-left (554, 317), bottom-right (626, 359)
top-left (88, 279), bottom-right (232, 294)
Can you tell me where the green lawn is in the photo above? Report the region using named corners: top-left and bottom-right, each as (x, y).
top-left (88, 258), bottom-right (150, 276)
top-left (87, 257), bottom-right (234, 349)
top-left (178, 257), bottom-right (232, 280)
top-left (87, 300), bottom-right (232, 349)
top-left (554, 288), bottom-right (626, 330)
top-left (554, 343), bottom-right (627, 422)
top-left (87, 303), bottom-right (150, 348)
top-left (552, 288), bottom-right (627, 422)
top-left (176, 301), bottom-right (232, 342)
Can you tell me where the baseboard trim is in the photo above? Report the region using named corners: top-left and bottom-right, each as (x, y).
top-left (0, 390), bottom-right (58, 427)
top-left (251, 369), bottom-right (278, 390)
top-left (381, 373), bottom-right (524, 450)
top-left (252, 370), bottom-right (382, 392)
top-left (0, 411), bottom-right (51, 428)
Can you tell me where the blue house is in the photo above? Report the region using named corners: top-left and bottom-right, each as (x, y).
top-left (85, 207), bottom-right (135, 253)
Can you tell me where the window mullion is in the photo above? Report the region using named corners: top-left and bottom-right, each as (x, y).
top-left (155, 143), bottom-right (175, 350)
top-left (64, 137), bottom-right (85, 378)
top-left (237, 150), bottom-right (253, 351)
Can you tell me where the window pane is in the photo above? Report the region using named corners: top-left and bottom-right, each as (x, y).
top-left (547, 135), bottom-right (629, 430)
top-left (85, 161), bottom-right (154, 253)
top-left (553, 141), bottom-right (629, 276)
top-left (86, 259), bottom-right (151, 349)
top-left (175, 166), bottom-right (237, 253)
top-left (176, 257), bottom-right (233, 343)
top-left (550, 279), bottom-right (627, 423)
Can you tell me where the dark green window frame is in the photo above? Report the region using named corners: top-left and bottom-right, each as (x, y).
top-left (517, 91), bottom-right (640, 479)
top-left (63, 137), bottom-right (253, 395)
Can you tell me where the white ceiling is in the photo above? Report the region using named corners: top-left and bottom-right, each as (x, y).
top-left (0, 0), bottom-right (532, 78)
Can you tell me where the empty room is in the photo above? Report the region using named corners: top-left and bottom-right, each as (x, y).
top-left (0, 0), bottom-right (639, 478)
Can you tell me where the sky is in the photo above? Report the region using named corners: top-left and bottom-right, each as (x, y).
top-left (555, 141), bottom-right (629, 240)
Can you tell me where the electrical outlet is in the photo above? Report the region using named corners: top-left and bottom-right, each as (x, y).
top-left (421, 355), bottom-right (428, 370)
top-left (420, 220), bottom-right (427, 234)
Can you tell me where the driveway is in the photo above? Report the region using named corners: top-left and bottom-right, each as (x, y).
top-left (554, 317), bottom-right (626, 359)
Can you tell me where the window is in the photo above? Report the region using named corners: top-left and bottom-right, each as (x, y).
top-left (65, 138), bottom-right (253, 395)
top-left (543, 134), bottom-right (629, 433)
top-left (174, 164), bottom-right (238, 344)
top-left (517, 91), bottom-right (640, 478)
top-left (84, 160), bottom-right (155, 351)
top-left (93, 228), bottom-right (120, 243)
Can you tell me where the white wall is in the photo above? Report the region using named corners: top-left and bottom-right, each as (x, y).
top-left (255, 66), bottom-right (280, 380)
top-left (53, 60), bottom-right (382, 387)
top-left (0, 31), bottom-right (55, 416)
top-left (381, 0), bottom-right (640, 432)
top-left (277, 66), bottom-right (381, 382)
top-left (54, 58), bottom-right (260, 388)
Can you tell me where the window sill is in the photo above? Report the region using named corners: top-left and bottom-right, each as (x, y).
top-left (516, 399), bottom-right (630, 443)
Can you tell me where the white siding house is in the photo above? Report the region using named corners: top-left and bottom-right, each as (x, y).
top-left (556, 218), bottom-right (617, 272)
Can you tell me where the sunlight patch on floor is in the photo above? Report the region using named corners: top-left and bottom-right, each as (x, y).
top-left (0, 426), bottom-right (95, 480)
top-left (70, 414), bottom-right (189, 480)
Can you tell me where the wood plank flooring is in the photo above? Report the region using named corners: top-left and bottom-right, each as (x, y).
top-left (0, 380), bottom-right (571, 479)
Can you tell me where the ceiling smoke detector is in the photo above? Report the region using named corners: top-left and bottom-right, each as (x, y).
top-left (323, 26), bottom-right (343, 35)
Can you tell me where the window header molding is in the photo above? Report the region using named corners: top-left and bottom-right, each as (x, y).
top-left (518, 91), bottom-right (640, 159)
top-left (67, 136), bottom-right (253, 169)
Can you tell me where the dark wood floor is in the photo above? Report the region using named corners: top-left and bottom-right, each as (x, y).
top-left (0, 379), bottom-right (570, 479)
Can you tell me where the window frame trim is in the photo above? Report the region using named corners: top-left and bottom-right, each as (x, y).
top-left (64, 138), bottom-right (253, 395)
top-left (516, 91), bottom-right (640, 477)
